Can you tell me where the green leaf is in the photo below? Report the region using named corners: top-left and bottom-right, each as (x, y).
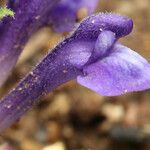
top-left (0, 7), bottom-right (14, 20)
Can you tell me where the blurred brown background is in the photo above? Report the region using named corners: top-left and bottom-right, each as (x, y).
top-left (0, 0), bottom-right (150, 150)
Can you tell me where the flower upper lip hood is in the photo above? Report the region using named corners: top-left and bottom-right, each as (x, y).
top-left (73, 13), bottom-right (133, 40)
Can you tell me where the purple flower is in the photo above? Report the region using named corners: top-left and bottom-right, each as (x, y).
top-left (48, 0), bottom-right (99, 32)
top-left (0, 13), bottom-right (149, 132)
top-left (0, 0), bottom-right (98, 87)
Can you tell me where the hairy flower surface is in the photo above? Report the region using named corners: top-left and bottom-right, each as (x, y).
top-left (0, 0), bottom-right (98, 87)
top-left (1, 13), bottom-right (150, 132)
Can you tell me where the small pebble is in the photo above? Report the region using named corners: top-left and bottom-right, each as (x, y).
top-left (42, 142), bottom-right (66, 150)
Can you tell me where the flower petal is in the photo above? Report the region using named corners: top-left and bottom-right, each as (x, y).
top-left (94, 30), bottom-right (116, 58)
top-left (77, 44), bottom-right (150, 96)
top-left (48, 0), bottom-right (99, 32)
top-left (74, 13), bottom-right (133, 40)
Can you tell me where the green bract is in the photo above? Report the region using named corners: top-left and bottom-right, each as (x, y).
top-left (0, 7), bottom-right (14, 20)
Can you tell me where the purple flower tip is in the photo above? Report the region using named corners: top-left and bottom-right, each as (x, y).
top-left (74, 13), bottom-right (133, 40)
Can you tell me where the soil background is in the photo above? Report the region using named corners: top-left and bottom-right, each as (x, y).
top-left (0, 0), bottom-right (150, 150)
